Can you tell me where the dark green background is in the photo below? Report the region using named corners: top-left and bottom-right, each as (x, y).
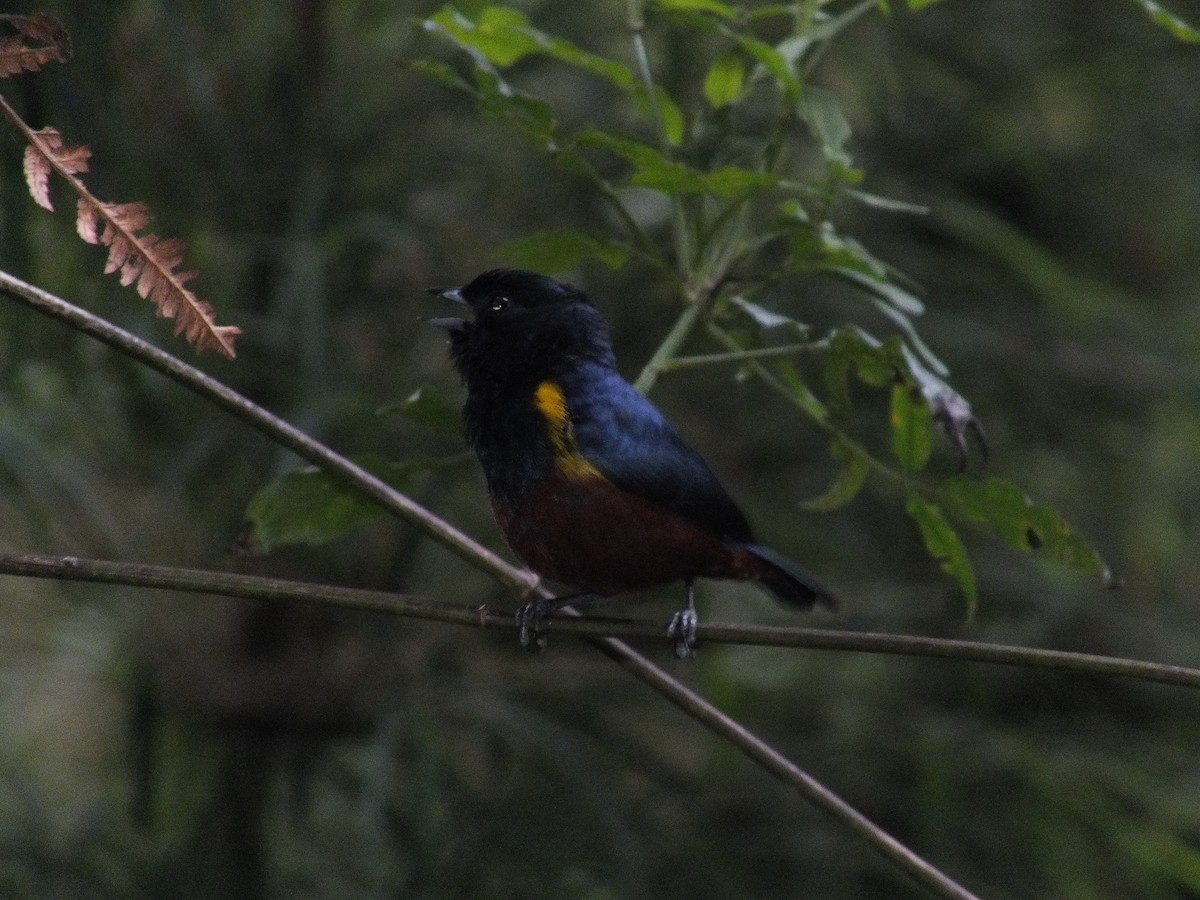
top-left (1, 2), bottom-right (1199, 897)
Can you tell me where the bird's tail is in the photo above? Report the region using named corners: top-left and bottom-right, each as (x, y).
top-left (745, 544), bottom-right (837, 611)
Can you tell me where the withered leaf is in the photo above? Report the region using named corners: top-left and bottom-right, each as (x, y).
top-left (23, 128), bottom-right (91, 210)
top-left (0, 13), bottom-right (70, 77)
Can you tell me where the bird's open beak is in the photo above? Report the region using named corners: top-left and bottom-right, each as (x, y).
top-left (428, 285), bottom-right (467, 305)
top-left (427, 285), bottom-right (468, 331)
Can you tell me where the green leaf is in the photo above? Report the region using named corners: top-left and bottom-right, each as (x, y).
top-left (820, 327), bottom-right (897, 417)
top-left (425, 6), bottom-right (540, 67)
top-left (890, 383), bottom-right (934, 472)
top-left (498, 229), bottom-right (632, 271)
top-left (729, 296), bottom-right (807, 332)
top-left (379, 386), bottom-right (462, 435)
top-left (941, 475), bottom-right (1111, 577)
top-left (633, 86), bottom-right (686, 146)
top-left (1132, 0), bottom-right (1200, 41)
top-left (803, 441), bottom-right (871, 511)
top-left (729, 33), bottom-right (801, 99)
top-left (771, 359), bottom-right (831, 424)
top-left (577, 129), bottom-right (777, 196)
top-left (799, 85), bottom-right (852, 165)
top-left (906, 493), bottom-right (978, 616)
top-left (845, 189), bottom-right (928, 215)
top-left (832, 264), bottom-right (924, 315)
top-left (651, 0), bottom-right (738, 19)
top-left (424, 6), bottom-right (634, 88)
top-left (828, 266), bottom-right (953, 377)
top-left (243, 456), bottom-right (421, 554)
top-left (704, 51), bottom-right (746, 108)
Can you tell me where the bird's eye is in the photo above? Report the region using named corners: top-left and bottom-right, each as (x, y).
top-left (489, 296), bottom-right (510, 313)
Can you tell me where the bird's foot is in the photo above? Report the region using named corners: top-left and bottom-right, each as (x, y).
top-left (515, 598), bottom-right (553, 652)
top-left (666, 606), bottom-right (698, 659)
top-left (514, 593), bottom-right (596, 652)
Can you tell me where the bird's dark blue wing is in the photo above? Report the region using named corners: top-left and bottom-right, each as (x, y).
top-left (564, 365), bottom-right (754, 542)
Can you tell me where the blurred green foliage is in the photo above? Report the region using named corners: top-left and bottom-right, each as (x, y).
top-left (2, 1), bottom-right (1200, 898)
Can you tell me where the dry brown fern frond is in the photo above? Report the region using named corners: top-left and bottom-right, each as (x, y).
top-left (0, 13), bottom-right (70, 77)
top-left (0, 14), bottom-right (240, 359)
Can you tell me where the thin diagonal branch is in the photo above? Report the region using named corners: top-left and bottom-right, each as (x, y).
top-left (0, 269), bottom-right (982, 900)
top-left (0, 548), bottom-right (984, 898)
top-left (0, 267), bottom-right (533, 593)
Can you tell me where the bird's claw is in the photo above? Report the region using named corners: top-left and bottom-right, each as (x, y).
top-left (666, 607), bottom-right (698, 659)
top-left (515, 600), bottom-right (551, 652)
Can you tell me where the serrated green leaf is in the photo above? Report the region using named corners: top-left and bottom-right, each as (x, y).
top-left (379, 386), bottom-right (462, 435)
top-left (942, 475), bottom-right (1110, 576)
top-left (799, 85), bottom-right (852, 165)
top-left (1133, 0), bottom-right (1200, 41)
top-left (891, 384), bottom-right (934, 472)
top-left (243, 456), bottom-right (421, 554)
top-left (704, 51), bottom-right (746, 108)
top-left (906, 493), bottom-right (978, 616)
top-left (803, 441), bottom-right (871, 511)
top-left (499, 229), bottom-right (631, 271)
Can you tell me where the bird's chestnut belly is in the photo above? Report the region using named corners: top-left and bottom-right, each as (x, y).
top-left (492, 470), bottom-right (753, 594)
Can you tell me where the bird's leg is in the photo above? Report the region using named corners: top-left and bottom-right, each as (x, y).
top-left (515, 593), bottom-right (598, 652)
top-left (666, 579), bottom-right (699, 659)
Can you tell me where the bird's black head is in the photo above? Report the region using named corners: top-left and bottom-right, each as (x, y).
top-left (431, 269), bottom-right (616, 390)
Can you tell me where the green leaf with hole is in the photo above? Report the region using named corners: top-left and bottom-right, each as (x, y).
top-left (942, 475), bottom-right (1111, 577)
top-left (891, 384), bottom-right (934, 472)
top-left (704, 51), bottom-right (746, 108)
top-left (243, 456), bottom-right (423, 554)
top-left (906, 493), bottom-right (978, 616)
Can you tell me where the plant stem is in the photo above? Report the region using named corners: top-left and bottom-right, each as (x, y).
top-left (624, 0), bottom-right (693, 271)
top-left (661, 342), bottom-right (818, 371)
top-left (633, 291), bottom-right (707, 394)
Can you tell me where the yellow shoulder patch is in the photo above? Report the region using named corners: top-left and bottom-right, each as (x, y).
top-left (533, 380), bottom-right (601, 478)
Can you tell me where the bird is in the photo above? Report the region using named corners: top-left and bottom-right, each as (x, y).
top-left (430, 268), bottom-right (835, 656)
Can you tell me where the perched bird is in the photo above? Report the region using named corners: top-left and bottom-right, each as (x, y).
top-left (431, 269), bottom-right (834, 656)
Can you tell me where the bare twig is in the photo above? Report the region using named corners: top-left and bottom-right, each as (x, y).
top-left (3, 551), bottom-right (1196, 691)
